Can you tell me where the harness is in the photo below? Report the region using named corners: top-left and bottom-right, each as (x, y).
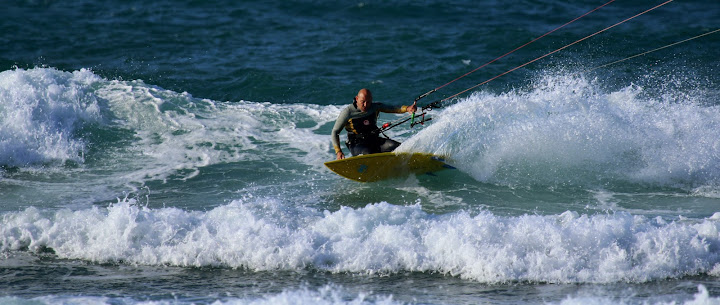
top-left (344, 107), bottom-right (383, 146)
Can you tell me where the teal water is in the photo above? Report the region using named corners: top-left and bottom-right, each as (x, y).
top-left (2, 0), bottom-right (720, 304)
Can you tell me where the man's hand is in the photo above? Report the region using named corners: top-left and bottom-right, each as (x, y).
top-left (407, 102), bottom-right (417, 113)
top-left (336, 151), bottom-right (345, 160)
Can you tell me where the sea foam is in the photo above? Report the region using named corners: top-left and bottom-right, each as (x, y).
top-left (398, 73), bottom-right (720, 189)
top-left (0, 284), bottom-right (717, 305)
top-left (0, 67), bottom-right (102, 166)
top-left (0, 67), bottom-right (340, 191)
top-left (553, 285), bottom-right (720, 305)
top-left (89, 73), bottom-right (340, 183)
top-left (2, 199), bottom-right (720, 284)
top-left (0, 285), bottom-right (400, 305)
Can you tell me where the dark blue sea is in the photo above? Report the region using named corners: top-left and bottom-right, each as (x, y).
top-left (2, 0), bottom-right (720, 304)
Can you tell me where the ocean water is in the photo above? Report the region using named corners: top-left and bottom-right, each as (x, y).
top-left (2, 0), bottom-right (720, 304)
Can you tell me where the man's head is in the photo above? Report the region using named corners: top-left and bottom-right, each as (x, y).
top-left (354, 88), bottom-right (373, 112)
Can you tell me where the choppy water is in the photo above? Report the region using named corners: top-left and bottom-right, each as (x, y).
top-left (2, 0), bottom-right (720, 304)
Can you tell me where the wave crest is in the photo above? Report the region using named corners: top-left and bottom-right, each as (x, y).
top-left (0, 67), bottom-right (103, 166)
top-left (399, 73), bottom-right (720, 189)
top-left (3, 199), bottom-right (720, 284)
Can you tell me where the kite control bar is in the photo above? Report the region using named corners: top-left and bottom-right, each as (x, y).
top-left (375, 98), bottom-right (444, 134)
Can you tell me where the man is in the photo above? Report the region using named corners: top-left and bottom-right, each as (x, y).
top-left (331, 88), bottom-right (417, 160)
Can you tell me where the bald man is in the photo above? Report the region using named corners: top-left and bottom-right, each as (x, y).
top-left (331, 88), bottom-right (417, 160)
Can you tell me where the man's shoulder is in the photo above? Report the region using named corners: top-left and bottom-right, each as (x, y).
top-left (336, 104), bottom-right (356, 119)
top-left (339, 104), bottom-right (357, 114)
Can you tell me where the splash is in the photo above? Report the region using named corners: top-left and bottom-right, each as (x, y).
top-left (0, 67), bottom-right (102, 166)
top-left (0, 285), bottom-right (401, 305)
top-left (0, 284), bottom-right (716, 305)
top-left (0, 67), bottom-right (341, 196)
top-left (553, 285), bottom-right (719, 305)
top-left (3, 198), bottom-right (720, 284)
top-left (89, 73), bottom-right (340, 183)
top-left (399, 73), bottom-right (720, 189)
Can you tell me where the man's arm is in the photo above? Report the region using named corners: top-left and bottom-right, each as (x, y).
top-left (377, 103), bottom-right (416, 114)
top-left (331, 106), bottom-right (351, 159)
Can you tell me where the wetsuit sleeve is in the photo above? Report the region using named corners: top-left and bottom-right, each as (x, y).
top-left (331, 106), bottom-right (352, 154)
top-left (377, 103), bottom-right (409, 114)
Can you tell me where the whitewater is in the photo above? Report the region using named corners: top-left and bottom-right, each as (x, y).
top-left (4, 198), bottom-right (720, 283)
top-left (2, 0), bottom-right (719, 303)
top-left (1, 65), bottom-right (720, 304)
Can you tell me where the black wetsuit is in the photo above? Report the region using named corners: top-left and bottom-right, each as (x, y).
top-left (331, 102), bottom-right (408, 157)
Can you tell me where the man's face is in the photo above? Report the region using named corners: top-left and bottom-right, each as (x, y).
top-left (356, 93), bottom-right (372, 112)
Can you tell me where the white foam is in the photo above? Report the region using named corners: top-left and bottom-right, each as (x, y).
top-left (553, 285), bottom-right (720, 305)
top-left (0, 285), bottom-right (401, 305)
top-left (216, 285), bottom-right (400, 305)
top-left (1, 284), bottom-right (716, 305)
top-left (94, 79), bottom-right (342, 183)
top-left (0, 67), bottom-right (342, 192)
top-left (397, 73), bottom-right (720, 189)
top-left (3, 199), bottom-right (720, 284)
top-left (0, 67), bottom-right (102, 166)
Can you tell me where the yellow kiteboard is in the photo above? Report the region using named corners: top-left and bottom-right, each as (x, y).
top-left (324, 152), bottom-right (454, 182)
